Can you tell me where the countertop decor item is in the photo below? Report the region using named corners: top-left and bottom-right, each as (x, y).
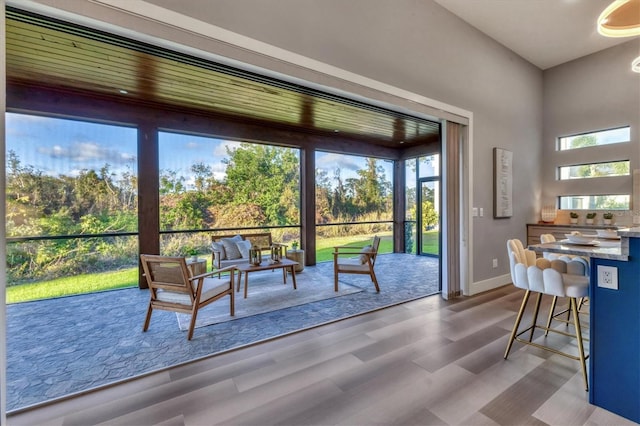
top-left (570, 211), bottom-right (579, 224)
top-left (541, 205), bottom-right (557, 223)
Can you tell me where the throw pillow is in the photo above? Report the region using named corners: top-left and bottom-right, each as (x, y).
top-left (221, 237), bottom-right (243, 260)
top-left (236, 240), bottom-right (252, 259)
top-left (211, 242), bottom-right (226, 260)
top-left (358, 245), bottom-right (373, 264)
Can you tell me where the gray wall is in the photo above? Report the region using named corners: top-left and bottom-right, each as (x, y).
top-left (542, 40), bottom-right (640, 225)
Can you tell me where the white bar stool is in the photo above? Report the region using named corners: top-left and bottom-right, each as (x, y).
top-left (504, 239), bottom-right (590, 391)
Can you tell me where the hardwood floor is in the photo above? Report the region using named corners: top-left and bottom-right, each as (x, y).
top-left (8, 286), bottom-right (635, 425)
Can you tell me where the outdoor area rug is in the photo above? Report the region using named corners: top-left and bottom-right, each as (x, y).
top-left (176, 268), bottom-right (362, 330)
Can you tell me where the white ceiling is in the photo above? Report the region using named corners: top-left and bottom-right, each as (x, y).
top-left (433, 0), bottom-right (635, 70)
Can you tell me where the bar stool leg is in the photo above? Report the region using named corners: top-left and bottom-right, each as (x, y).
top-left (528, 292), bottom-right (543, 342)
top-left (545, 296), bottom-right (558, 336)
top-left (505, 290), bottom-right (531, 359)
top-left (571, 297), bottom-right (589, 391)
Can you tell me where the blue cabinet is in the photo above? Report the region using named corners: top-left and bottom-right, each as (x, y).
top-left (590, 237), bottom-right (640, 423)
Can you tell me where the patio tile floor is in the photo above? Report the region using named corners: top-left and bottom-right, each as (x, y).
top-left (6, 254), bottom-right (439, 412)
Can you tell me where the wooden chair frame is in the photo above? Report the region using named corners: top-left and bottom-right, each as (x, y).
top-left (140, 254), bottom-right (236, 340)
top-left (333, 236), bottom-right (381, 292)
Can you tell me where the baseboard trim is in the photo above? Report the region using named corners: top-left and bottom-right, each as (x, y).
top-left (470, 273), bottom-right (511, 296)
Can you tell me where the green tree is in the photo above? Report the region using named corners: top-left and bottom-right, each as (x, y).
top-left (159, 170), bottom-right (185, 195)
top-left (351, 158), bottom-right (391, 216)
top-left (568, 135), bottom-right (597, 149)
top-left (191, 162), bottom-right (213, 192)
top-left (421, 200), bottom-right (439, 229)
top-left (315, 168), bottom-right (332, 223)
top-left (223, 144), bottom-right (299, 225)
top-left (331, 168), bottom-right (354, 219)
top-left (6, 151), bottom-right (139, 283)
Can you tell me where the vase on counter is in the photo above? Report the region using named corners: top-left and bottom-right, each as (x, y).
top-left (571, 218), bottom-right (578, 224)
top-left (586, 219), bottom-right (594, 225)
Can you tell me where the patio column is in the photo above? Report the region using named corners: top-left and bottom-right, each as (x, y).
top-left (301, 147), bottom-right (316, 265)
top-left (138, 122), bottom-right (160, 289)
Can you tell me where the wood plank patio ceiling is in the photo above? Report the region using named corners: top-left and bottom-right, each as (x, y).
top-left (5, 9), bottom-right (440, 147)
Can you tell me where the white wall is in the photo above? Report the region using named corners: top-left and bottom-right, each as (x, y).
top-left (542, 40), bottom-right (640, 224)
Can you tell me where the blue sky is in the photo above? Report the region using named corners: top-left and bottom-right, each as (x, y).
top-left (6, 112), bottom-right (393, 189)
top-left (6, 113), bottom-right (137, 178)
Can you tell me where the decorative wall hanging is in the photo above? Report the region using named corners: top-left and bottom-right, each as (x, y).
top-left (493, 147), bottom-right (513, 218)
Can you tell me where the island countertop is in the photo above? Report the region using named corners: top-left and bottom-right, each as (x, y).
top-left (529, 237), bottom-right (629, 261)
top-left (618, 226), bottom-right (640, 238)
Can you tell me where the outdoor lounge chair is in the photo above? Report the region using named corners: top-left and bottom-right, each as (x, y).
top-left (333, 236), bottom-right (381, 292)
top-left (140, 254), bottom-right (236, 340)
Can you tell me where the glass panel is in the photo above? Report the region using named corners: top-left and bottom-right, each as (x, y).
top-left (314, 152), bottom-right (394, 262)
top-left (558, 126), bottom-right (630, 151)
top-left (6, 113), bottom-right (138, 238)
top-left (559, 195), bottom-right (630, 210)
top-left (418, 154), bottom-right (440, 178)
top-left (315, 223), bottom-right (393, 263)
top-left (559, 161), bottom-right (630, 180)
top-left (315, 151), bottom-right (393, 223)
top-left (159, 132), bottom-right (300, 231)
top-left (6, 113), bottom-right (139, 301)
top-left (405, 158), bottom-right (417, 221)
top-left (419, 180), bottom-right (440, 256)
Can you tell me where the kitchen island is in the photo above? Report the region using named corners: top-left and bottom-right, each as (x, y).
top-left (530, 229), bottom-right (639, 423)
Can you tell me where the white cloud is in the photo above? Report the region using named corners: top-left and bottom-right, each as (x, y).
top-left (316, 152), bottom-right (361, 173)
top-left (37, 141), bottom-right (136, 165)
top-left (212, 140), bottom-right (241, 157)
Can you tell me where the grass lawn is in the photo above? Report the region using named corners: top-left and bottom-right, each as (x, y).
top-left (7, 268), bottom-right (139, 304)
top-left (421, 231), bottom-right (440, 255)
top-left (6, 233), bottom-right (411, 303)
top-left (315, 234), bottom-right (393, 263)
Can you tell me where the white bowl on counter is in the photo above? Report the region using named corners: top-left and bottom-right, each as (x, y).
top-left (564, 233), bottom-right (598, 244)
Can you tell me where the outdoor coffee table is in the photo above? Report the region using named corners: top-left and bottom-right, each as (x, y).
top-left (235, 258), bottom-right (299, 298)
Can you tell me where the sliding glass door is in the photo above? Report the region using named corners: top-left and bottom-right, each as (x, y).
top-left (417, 177), bottom-right (440, 257)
